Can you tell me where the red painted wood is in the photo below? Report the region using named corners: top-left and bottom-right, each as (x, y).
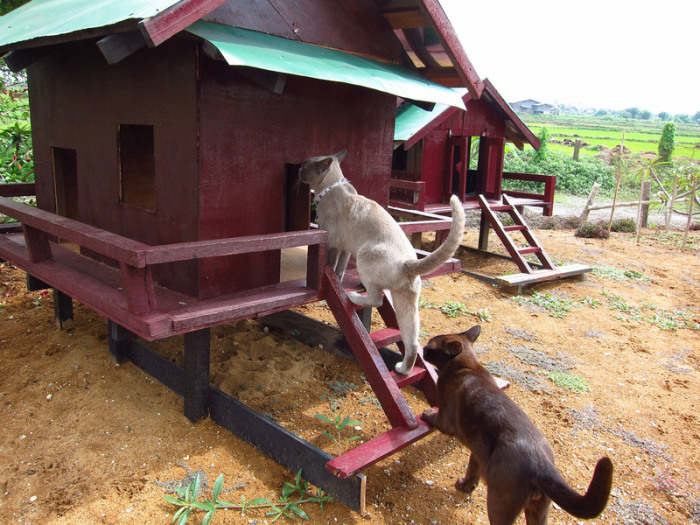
top-left (143, 230), bottom-right (327, 265)
top-left (391, 366), bottom-right (426, 389)
top-left (418, 0), bottom-right (483, 97)
top-left (0, 183), bottom-right (35, 198)
top-left (139, 0), bottom-right (231, 47)
top-left (322, 266), bottom-right (417, 429)
top-left (326, 416), bottom-right (434, 478)
top-left (1, 197), bottom-right (149, 267)
top-left (22, 224), bottom-right (52, 263)
top-left (370, 327), bottom-right (402, 348)
top-left (120, 263), bottom-right (157, 315)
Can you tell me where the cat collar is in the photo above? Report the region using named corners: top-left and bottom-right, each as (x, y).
top-left (314, 179), bottom-right (349, 204)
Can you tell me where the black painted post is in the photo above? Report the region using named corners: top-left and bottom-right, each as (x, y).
top-left (108, 320), bottom-right (133, 364)
top-left (53, 289), bottom-right (73, 329)
top-left (478, 211), bottom-right (490, 251)
top-left (184, 328), bottom-right (211, 422)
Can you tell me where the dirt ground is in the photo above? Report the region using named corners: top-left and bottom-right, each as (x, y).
top-left (0, 210), bottom-right (698, 524)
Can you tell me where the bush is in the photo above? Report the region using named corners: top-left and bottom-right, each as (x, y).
top-left (610, 218), bottom-right (637, 233)
top-left (575, 222), bottom-right (610, 239)
top-left (504, 150), bottom-right (615, 196)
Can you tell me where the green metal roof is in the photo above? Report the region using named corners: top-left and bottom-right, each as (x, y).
top-left (186, 21), bottom-right (466, 110)
top-left (0, 0), bottom-right (179, 49)
top-left (393, 88), bottom-right (467, 141)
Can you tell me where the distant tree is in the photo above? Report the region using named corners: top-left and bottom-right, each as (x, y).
top-left (673, 114), bottom-right (690, 123)
top-left (620, 107), bottom-right (640, 119)
top-left (638, 110), bottom-right (652, 120)
top-left (658, 122), bottom-right (676, 163)
top-left (692, 111), bottom-right (700, 123)
top-left (0, 0), bottom-right (30, 16)
top-left (658, 111), bottom-right (671, 121)
top-left (533, 127), bottom-right (550, 162)
top-left (595, 109), bottom-right (608, 117)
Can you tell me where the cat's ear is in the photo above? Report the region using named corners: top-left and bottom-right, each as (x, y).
top-left (334, 150), bottom-right (347, 163)
top-left (445, 340), bottom-right (463, 357)
top-left (316, 157), bottom-right (333, 173)
top-left (461, 325), bottom-right (481, 343)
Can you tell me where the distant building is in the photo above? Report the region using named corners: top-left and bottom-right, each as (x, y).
top-left (510, 99), bottom-right (559, 115)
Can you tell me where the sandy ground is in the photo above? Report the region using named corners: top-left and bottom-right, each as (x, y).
top-left (0, 208), bottom-right (698, 525)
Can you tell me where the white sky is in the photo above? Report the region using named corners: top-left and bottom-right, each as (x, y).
top-left (440, 0), bottom-right (698, 116)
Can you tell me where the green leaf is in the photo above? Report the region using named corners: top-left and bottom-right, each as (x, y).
top-left (176, 508), bottom-right (191, 525)
top-left (164, 495), bottom-right (185, 506)
top-left (248, 497), bottom-right (272, 506)
top-left (314, 414), bottom-right (334, 424)
top-left (320, 430), bottom-right (337, 442)
top-left (172, 506), bottom-right (187, 523)
top-left (175, 486), bottom-right (188, 500)
top-left (192, 501), bottom-right (217, 512)
top-left (201, 511), bottom-right (214, 525)
top-left (344, 435), bottom-right (361, 442)
top-left (212, 473), bottom-right (223, 501)
top-left (291, 504), bottom-right (310, 520)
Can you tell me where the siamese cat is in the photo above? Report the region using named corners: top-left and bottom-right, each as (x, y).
top-left (422, 326), bottom-right (614, 525)
top-left (299, 150), bottom-right (465, 375)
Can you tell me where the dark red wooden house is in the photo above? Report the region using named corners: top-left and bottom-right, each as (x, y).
top-left (390, 79), bottom-right (590, 286)
top-left (0, 0), bottom-right (497, 511)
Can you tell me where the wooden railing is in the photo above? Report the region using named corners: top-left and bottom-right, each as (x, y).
top-left (502, 172), bottom-right (556, 216)
top-left (389, 176), bottom-right (425, 211)
top-left (0, 196), bottom-right (327, 319)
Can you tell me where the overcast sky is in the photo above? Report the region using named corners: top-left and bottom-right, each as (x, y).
top-left (440, 0), bottom-right (698, 116)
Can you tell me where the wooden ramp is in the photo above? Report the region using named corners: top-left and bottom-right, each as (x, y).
top-left (477, 194), bottom-right (591, 293)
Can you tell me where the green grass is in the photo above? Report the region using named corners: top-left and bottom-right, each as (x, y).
top-left (521, 114), bottom-right (700, 160)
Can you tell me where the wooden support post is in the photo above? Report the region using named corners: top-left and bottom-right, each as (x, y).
top-left (108, 320), bottom-right (133, 364)
top-left (573, 139), bottom-right (581, 161)
top-left (357, 308), bottom-right (372, 333)
top-left (478, 210), bottom-right (490, 251)
top-left (22, 224), bottom-right (52, 263)
top-left (184, 328), bottom-right (211, 423)
top-left (581, 183), bottom-right (601, 222)
top-left (53, 289), bottom-right (73, 329)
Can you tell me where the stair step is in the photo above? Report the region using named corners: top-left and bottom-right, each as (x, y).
top-left (370, 327), bottom-right (402, 348)
top-left (391, 366), bottom-right (427, 388)
top-left (327, 416), bottom-right (434, 478)
top-left (518, 247), bottom-right (541, 255)
top-left (489, 204), bottom-right (512, 211)
top-left (504, 225), bottom-right (526, 232)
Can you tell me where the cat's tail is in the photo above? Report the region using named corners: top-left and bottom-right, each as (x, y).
top-left (541, 456), bottom-right (613, 519)
top-left (403, 195), bottom-right (465, 277)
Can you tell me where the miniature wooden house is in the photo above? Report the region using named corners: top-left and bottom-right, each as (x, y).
top-left (390, 78), bottom-right (554, 215)
top-left (0, 0), bottom-right (475, 302)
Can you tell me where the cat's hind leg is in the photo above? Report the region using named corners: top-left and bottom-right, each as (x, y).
top-left (346, 286), bottom-right (384, 308)
top-left (391, 284), bottom-right (421, 375)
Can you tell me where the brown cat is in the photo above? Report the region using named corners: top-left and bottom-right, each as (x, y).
top-left (298, 150), bottom-right (465, 375)
top-left (422, 326), bottom-right (613, 525)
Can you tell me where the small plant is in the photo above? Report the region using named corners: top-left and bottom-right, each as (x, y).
top-left (575, 222), bottom-right (610, 239)
top-left (314, 411), bottom-right (361, 456)
top-left (164, 469), bottom-right (332, 524)
top-left (439, 300), bottom-right (468, 318)
top-left (548, 371), bottom-right (591, 393)
top-left (592, 265), bottom-right (649, 282)
top-left (418, 298), bottom-right (436, 309)
top-left (513, 291), bottom-right (576, 318)
top-left (610, 218), bottom-right (637, 233)
top-left (470, 308), bottom-right (492, 322)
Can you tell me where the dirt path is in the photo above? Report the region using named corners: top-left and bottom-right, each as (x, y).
top-left (0, 216), bottom-right (698, 524)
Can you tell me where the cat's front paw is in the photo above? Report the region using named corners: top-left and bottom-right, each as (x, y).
top-left (394, 358), bottom-right (415, 375)
top-left (456, 476), bottom-right (479, 494)
top-left (422, 407), bottom-right (438, 425)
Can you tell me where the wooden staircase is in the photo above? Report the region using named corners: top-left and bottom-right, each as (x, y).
top-left (478, 194), bottom-right (591, 292)
top-left (321, 266), bottom-right (439, 479)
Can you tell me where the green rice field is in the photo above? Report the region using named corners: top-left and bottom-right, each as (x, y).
top-left (521, 114), bottom-right (700, 160)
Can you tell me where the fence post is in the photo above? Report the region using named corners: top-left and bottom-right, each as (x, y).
top-left (580, 182), bottom-right (601, 222)
top-left (640, 181), bottom-right (651, 228)
top-left (573, 139), bottom-right (581, 161)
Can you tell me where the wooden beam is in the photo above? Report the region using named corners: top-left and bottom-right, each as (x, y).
top-left (97, 30), bottom-right (147, 65)
top-left (383, 8), bottom-right (427, 29)
top-left (139, 0), bottom-right (231, 47)
top-left (418, 0), bottom-right (483, 98)
top-left (3, 48), bottom-right (51, 72)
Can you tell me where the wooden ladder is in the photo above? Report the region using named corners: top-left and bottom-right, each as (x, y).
top-left (478, 194), bottom-right (555, 274)
top-left (321, 266), bottom-right (439, 479)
